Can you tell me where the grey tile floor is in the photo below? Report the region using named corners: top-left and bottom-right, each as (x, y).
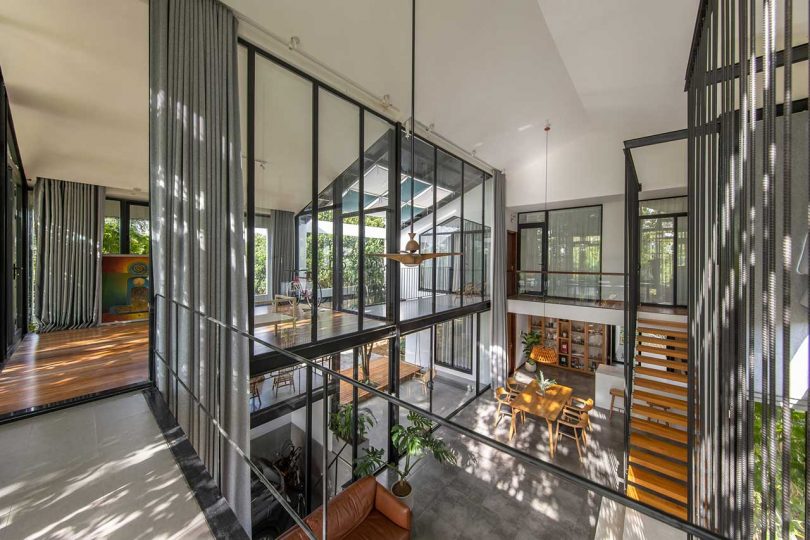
top-left (0, 392), bottom-right (212, 540)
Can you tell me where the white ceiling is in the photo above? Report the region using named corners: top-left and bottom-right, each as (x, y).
top-left (0, 0), bottom-right (148, 196)
top-left (0, 0), bottom-right (700, 205)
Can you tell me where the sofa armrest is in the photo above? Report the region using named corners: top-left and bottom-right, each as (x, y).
top-left (374, 484), bottom-right (412, 531)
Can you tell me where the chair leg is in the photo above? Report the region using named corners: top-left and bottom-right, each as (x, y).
top-left (574, 430), bottom-right (583, 460)
top-left (609, 395), bottom-right (615, 419)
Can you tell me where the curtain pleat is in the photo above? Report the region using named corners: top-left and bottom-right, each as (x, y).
top-left (150, 0), bottom-right (250, 533)
top-left (489, 170), bottom-right (508, 391)
top-left (33, 177), bottom-right (104, 332)
top-left (268, 210), bottom-right (295, 297)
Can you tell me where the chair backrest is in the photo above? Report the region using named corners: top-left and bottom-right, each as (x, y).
top-left (495, 386), bottom-right (512, 405)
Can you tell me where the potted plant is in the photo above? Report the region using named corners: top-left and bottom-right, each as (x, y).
top-left (354, 410), bottom-right (457, 507)
top-left (536, 370), bottom-right (557, 396)
top-left (329, 403), bottom-right (376, 463)
top-left (521, 330), bottom-right (541, 372)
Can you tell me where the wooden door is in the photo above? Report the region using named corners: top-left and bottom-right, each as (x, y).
top-left (507, 313), bottom-right (516, 374)
top-left (507, 231), bottom-right (517, 296)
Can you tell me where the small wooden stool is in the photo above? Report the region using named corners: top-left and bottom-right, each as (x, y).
top-left (609, 387), bottom-right (624, 419)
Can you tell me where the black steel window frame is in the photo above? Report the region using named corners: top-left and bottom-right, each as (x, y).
top-left (516, 204), bottom-right (604, 299)
top-left (103, 197), bottom-right (150, 255)
top-left (0, 68), bottom-right (29, 363)
top-left (241, 39), bottom-right (492, 360)
top-left (638, 196), bottom-right (687, 309)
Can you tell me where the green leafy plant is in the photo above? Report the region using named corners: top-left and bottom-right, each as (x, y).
top-left (354, 410), bottom-right (457, 497)
top-left (536, 370), bottom-right (556, 394)
top-left (521, 330), bottom-right (541, 364)
top-left (329, 403), bottom-right (376, 444)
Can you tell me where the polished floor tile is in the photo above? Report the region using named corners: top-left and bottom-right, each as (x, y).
top-left (0, 392), bottom-right (212, 540)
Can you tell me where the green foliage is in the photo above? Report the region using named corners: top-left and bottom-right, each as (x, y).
top-left (520, 330), bottom-right (541, 363)
top-left (752, 403), bottom-right (806, 539)
top-left (103, 218), bottom-right (121, 254)
top-left (354, 410), bottom-right (457, 482)
top-left (129, 219), bottom-right (150, 255)
top-left (303, 213), bottom-right (386, 302)
top-left (254, 232), bottom-right (267, 295)
top-left (329, 403), bottom-right (376, 444)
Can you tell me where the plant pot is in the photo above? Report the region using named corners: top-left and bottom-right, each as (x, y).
top-left (525, 361), bottom-right (537, 373)
top-left (392, 480), bottom-right (414, 509)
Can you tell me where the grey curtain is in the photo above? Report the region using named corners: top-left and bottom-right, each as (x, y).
top-left (489, 170), bottom-right (508, 392)
top-left (268, 210), bottom-right (294, 297)
top-left (149, 0), bottom-right (250, 533)
top-left (33, 177), bottom-right (104, 332)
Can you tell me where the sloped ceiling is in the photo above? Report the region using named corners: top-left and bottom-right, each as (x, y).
top-left (0, 0), bottom-right (699, 204)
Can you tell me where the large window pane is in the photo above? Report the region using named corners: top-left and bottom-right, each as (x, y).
top-left (462, 165), bottom-right (484, 305)
top-left (362, 114), bottom-right (393, 325)
top-left (435, 150), bottom-right (462, 313)
top-left (402, 134), bottom-right (435, 320)
top-left (103, 199), bottom-right (121, 254)
top-left (640, 196), bottom-right (687, 216)
top-left (676, 215), bottom-right (687, 306)
top-left (546, 206), bottom-right (601, 299)
top-left (639, 216), bottom-right (675, 305)
top-left (318, 89), bottom-right (361, 338)
top-left (253, 55), bottom-right (313, 352)
top-left (128, 204), bottom-right (150, 255)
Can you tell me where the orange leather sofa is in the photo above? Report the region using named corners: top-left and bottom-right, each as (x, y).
top-left (278, 476), bottom-right (412, 540)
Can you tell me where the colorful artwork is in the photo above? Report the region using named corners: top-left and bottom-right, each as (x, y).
top-left (102, 255), bottom-right (150, 323)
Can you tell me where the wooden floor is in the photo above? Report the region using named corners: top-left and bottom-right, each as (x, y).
top-left (339, 358), bottom-right (423, 404)
top-left (0, 322), bottom-right (149, 415)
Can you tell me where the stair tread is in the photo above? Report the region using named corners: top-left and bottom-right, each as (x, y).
top-left (629, 449), bottom-right (688, 481)
top-left (635, 367), bottom-right (688, 383)
top-left (637, 345), bottom-right (688, 360)
top-left (637, 318), bottom-right (688, 329)
top-left (632, 404), bottom-right (688, 426)
top-left (630, 433), bottom-right (688, 462)
top-left (627, 485), bottom-right (688, 520)
top-left (627, 465), bottom-right (688, 504)
top-left (637, 326), bottom-right (688, 340)
top-left (633, 377), bottom-right (688, 397)
top-left (635, 355), bottom-right (689, 372)
top-left (633, 390), bottom-right (687, 411)
top-left (631, 418), bottom-right (688, 444)
top-left (636, 335), bottom-right (688, 349)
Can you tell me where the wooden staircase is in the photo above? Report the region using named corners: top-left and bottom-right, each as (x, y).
top-left (626, 317), bottom-right (689, 521)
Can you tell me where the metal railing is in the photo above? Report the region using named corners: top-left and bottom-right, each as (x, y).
top-left (515, 270), bottom-right (625, 306)
top-left (152, 292), bottom-right (723, 540)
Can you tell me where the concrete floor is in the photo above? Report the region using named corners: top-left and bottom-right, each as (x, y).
top-left (0, 393), bottom-right (212, 540)
top-left (399, 364), bottom-right (625, 539)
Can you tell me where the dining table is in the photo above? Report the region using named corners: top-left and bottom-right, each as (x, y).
top-left (508, 379), bottom-right (573, 457)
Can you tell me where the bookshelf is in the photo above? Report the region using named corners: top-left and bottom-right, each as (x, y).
top-left (529, 316), bottom-right (608, 375)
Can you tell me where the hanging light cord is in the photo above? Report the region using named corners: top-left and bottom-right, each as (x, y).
top-left (543, 121), bottom-right (550, 315)
top-left (409, 0), bottom-right (416, 238)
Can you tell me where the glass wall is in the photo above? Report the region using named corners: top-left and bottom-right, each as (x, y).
top-left (638, 196), bottom-right (687, 306)
top-left (251, 52), bottom-right (314, 353)
top-left (517, 206), bottom-right (602, 299)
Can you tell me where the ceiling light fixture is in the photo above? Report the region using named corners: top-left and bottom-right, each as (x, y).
top-left (373, 0), bottom-right (459, 268)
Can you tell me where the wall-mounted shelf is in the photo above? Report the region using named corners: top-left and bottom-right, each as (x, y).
top-left (530, 316), bottom-right (609, 375)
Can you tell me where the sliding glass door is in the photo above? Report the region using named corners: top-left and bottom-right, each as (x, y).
top-left (1, 76), bottom-right (28, 360)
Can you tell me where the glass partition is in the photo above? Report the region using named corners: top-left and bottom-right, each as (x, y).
top-left (251, 53), bottom-right (314, 353)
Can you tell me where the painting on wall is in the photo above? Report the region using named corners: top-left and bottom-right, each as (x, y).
top-left (102, 255), bottom-right (150, 323)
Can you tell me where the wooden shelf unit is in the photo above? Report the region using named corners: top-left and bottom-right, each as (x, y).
top-left (529, 316), bottom-right (608, 375)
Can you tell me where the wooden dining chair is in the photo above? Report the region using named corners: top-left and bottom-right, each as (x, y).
top-left (504, 378), bottom-right (526, 423)
top-left (418, 367), bottom-right (436, 396)
top-left (568, 396), bottom-right (595, 431)
top-left (494, 386), bottom-right (517, 429)
top-left (555, 405), bottom-right (590, 460)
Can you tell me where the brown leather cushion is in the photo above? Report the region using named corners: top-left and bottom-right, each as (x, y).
top-left (343, 509), bottom-right (410, 540)
top-left (278, 476), bottom-right (411, 540)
